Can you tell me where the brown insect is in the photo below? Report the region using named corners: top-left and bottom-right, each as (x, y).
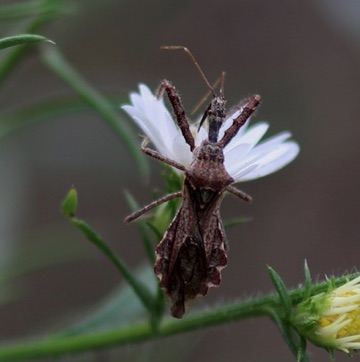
top-left (125, 46), bottom-right (261, 318)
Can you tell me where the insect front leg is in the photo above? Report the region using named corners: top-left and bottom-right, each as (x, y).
top-left (226, 185), bottom-right (252, 202)
top-left (141, 139), bottom-right (186, 172)
top-left (157, 80), bottom-right (195, 151)
top-left (218, 95), bottom-right (261, 148)
top-left (124, 191), bottom-right (182, 223)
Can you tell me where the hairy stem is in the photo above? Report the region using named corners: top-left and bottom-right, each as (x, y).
top-left (0, 273), bottom-right (357, 361)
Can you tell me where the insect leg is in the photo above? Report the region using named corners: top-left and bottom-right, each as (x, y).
top-left (141, 141), bottom-right (186, 172)
top-left (124, 191), bottom-right (182, 223)
top-left (226, 185), bottom-right (252, 202)
top-left (218, 95), bottom-right (261, 148)
top-left (157, 80), bottom-right (195, 151)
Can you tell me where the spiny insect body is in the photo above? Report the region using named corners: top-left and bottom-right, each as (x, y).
top-left (125, 46), bottom-right (261, 318)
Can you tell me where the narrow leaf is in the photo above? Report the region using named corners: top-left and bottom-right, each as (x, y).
top-left (0, 3), bottom-right (64, 84)
top-left (269, 309), bottom-right (310, 362)
top-left (303, 259), bottom-right (312, 300)
top-left (0, 34), bottom-right (53, 50)
top-left (267, 266), bottom-right (292, 316)
top-left (297, 336), bottom-right (309, 362)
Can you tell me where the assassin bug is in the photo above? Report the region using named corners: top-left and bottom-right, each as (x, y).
top-left (125, 46), bottom-right (261, 318)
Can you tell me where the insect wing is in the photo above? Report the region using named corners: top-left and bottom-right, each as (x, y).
top-left (154, 193), bottom-right (228, 318)
top-left (202, 211), bottom-right (228, 288)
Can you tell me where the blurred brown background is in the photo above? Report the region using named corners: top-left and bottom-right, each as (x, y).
top-left (0, 0), bottom-right (360, 361)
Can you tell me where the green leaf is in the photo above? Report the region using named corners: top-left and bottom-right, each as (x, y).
top-left (267, 266), bottom-right (292, 317)
top-left (61, 186), bottom-right (78, 217)
top-left (303, 259), bottom-right (312, 300)
top-left (0, 34), bottom-right (54, 50)
top-left (161, 165), bottom-right (183, 193)
top-left (0, 1), bottom-right (67, 84)
top-left (269, 309), bottom-right (310, 362)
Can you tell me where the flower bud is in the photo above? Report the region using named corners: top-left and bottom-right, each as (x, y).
top-left (292, 276), bottom-right (360, 353)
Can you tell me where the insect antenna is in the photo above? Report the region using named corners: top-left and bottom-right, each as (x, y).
top-left (161, 46), bottom-right (227, 144)
top-left (161, 45), bottom-right (214, 94)
top-left (191, 76), bottom-right (222, 116)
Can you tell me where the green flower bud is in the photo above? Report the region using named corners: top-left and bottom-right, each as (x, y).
top-left (293, 276), bottom-right (360, 353)
top-left (62, 186), bottom-right (78, 217)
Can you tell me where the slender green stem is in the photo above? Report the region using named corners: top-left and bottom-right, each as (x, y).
top-left (0, 274), bottom-right (358, 361)
top-left (0, 96), bottom-right (124, 140)
top-left (41, 46), bottom-right (148, 176)
top-left (69, 217), bottom-right (155, 315)
top-left (124, 191), bottom-right (156, 264)
top-left (0, 294), bottom-right (276, 361)
top-left (61, 188), bottom-right (159, 324)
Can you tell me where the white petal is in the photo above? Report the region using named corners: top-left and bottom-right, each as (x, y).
top-left (225, 122), bottom-right (269, 153)
top-left (219, 108), bottom-right (248, 140)
top-left (224, 123), bottom-right (270, 175)
top-left (224, 143), bottom-right (252, 176)
top-left (233, 142), bottom-right (300, 181)
top-left (122, 84), bottom-right (192, 166)
top-left (122, 84), bottom-right (300, 180)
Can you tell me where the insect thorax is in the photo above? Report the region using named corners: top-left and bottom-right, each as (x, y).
top-left (186, 141), bottom-right (234, 190)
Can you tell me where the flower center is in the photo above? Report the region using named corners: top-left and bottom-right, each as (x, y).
top-left (319, 291), bottom-right (360, 339)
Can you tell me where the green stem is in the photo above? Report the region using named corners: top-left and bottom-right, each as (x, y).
top-left (1, 273), bottom-right (357, 362)
top-left (0, 96), bottom-right (123, 140)
top-left (41, 46), bottom-right (148, 176)
top-left (0, 295), bottom-right (275, 361)
top-left (69, 217), bottom-right (155, 315)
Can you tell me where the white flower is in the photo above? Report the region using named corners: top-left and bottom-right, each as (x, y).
top-left (122, 84), bottom-right (299, 182)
